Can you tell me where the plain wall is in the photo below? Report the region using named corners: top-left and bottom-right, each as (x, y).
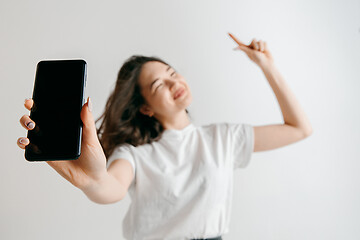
top-left (1, 0), bottom-right (360, 239)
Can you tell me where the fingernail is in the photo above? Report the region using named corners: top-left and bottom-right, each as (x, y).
top-left (19, 138), bottom-right (29, 144)
top-left (88, 97), bottom-right (92, 112)
top-left (26, 122), bottom-right (35, 129)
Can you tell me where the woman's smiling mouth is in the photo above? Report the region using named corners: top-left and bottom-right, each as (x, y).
top-left (174, 88), bottom-right (185, 100)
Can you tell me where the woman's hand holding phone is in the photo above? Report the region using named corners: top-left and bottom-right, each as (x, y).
top-left (18, 97), bottom-right (108, 191)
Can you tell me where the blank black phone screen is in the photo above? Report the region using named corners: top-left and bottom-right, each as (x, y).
top-left (25, 59), bottom-right (87, 161)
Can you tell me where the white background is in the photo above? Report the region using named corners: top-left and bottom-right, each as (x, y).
top-left (2, 0), bottom-right (360, 239)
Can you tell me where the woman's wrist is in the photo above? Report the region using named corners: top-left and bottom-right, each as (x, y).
top-left (259, 61), bottom-right (276, 72)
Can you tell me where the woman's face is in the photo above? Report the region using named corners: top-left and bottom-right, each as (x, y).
top-left (138, 61), bottom-right (192, 119)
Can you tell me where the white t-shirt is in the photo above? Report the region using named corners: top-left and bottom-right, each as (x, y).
top-left (106, 122), bottom-right (254, 240)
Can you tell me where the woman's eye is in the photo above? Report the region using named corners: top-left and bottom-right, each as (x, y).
top-left (155, 83), bottom-right (163, 91)
top-left (153, 72), bottom-right (176, 93)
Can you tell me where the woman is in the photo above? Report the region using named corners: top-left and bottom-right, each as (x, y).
top-left (17, 33), bottom-right (313, 240)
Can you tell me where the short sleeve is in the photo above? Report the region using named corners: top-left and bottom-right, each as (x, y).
top-left (106, 143), bottom-right (136, 176)
top-left (228, 123), bottom-right (254, 169)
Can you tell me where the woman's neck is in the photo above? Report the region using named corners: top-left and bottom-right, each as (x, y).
top-left (157, 110), bottom-right (191, 130)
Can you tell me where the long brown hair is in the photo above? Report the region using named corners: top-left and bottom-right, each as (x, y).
top-left (95, 55), bottom-right (189, 160)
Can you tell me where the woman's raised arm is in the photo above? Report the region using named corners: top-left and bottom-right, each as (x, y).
top-left (229, 33), bottom-right (313, 152)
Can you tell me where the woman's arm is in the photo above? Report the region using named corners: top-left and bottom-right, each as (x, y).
top-left (253, 63), bottom-right (313, 152)
top-left (81, 158), bottom-right (134, 204)
top-left (260, 63), bottom-right (313, 133)
top-left (18, 98), bottom-right (133, 203)
top-left (81, 171), bottom-right (126, 204)
top-left (229, 33), bottom-right (313, 152)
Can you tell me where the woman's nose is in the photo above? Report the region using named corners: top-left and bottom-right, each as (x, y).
top-left (166, 78), bottom-right (177, 88)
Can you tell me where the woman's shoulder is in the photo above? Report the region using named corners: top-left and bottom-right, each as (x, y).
top-left (194, 122), bottom-right (231, 137)
top-left (197, 122), bottom-right (251, 136)
top-left (198, 122), bottom-right (231, 130)
top-left (200, 121), bottom-right (249, 128)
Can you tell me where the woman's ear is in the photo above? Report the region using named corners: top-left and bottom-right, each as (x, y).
top-left (140, 104), bottom-right (154, 117)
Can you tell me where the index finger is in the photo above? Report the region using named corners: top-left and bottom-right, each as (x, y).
top-left (228, 32), bottom-right (248, 48)
top-left (24, 98), bottom-right (33, 111)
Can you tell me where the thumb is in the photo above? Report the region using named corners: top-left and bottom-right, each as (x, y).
top-left (237, 44), bottom-right (252, 54)
top-left (80, 97), bottom-right (97, 140)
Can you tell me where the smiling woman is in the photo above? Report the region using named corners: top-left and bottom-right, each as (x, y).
top-left (92, 34), bottom-right (312, 238)
top-left (90, 53), bottom-right (258, 240)
top-left (95, 55), bottom-right (192, 160)
top-left (17, 38), bottom-right (312, 239)
top-left (16, 30), bottom-right (313, 240)
top-left (138, 61), bottom-right (193, 128)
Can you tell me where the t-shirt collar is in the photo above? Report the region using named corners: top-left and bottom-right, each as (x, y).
top-left (161, 122), bottom-right (195, 139)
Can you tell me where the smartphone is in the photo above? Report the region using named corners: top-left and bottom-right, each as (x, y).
top-left (25, 59), bottom-right (87, 161)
